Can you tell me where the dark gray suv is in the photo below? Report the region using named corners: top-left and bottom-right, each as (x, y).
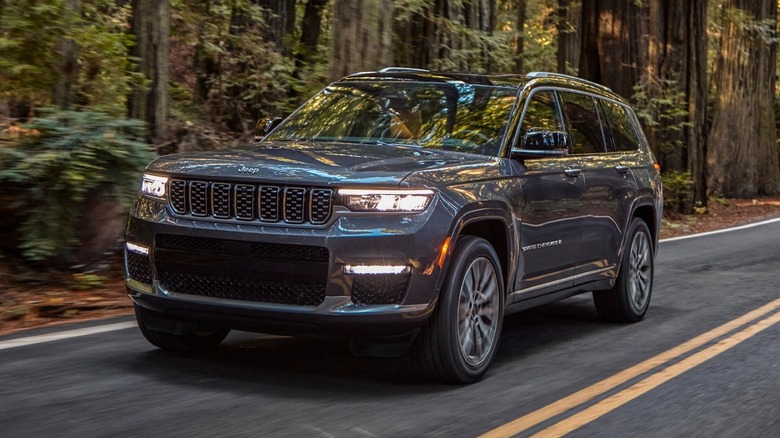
top-left (125, 68), bottom-right (662, 383)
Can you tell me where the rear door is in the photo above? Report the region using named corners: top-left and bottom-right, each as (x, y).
top-left (559, 92), bottom-right (639, 279)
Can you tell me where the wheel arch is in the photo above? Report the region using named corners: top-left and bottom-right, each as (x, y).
top-left (436, 205), bottom-right (516, 296)
top-left (631, 201), bottom-right (659, 251)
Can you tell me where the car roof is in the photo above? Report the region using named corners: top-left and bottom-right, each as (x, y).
top-left (343, 68), bottom-right (529, 88)
top-left (342, 68), bottom-right (626, 103)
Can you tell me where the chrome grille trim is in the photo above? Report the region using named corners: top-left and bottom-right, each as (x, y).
top-left (168, 179), bottom-right (331, 225)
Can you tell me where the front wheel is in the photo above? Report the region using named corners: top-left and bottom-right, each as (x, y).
top-left (412, 236), bottom-right (505, 383)
top-left (593, 217), bottom-right (654, 322)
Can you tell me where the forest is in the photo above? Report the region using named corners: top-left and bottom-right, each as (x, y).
top-left (1, 0), bottom-right (780, 264)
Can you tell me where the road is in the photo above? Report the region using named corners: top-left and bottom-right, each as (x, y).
top-left (2, 219), bottom-right (779, 437)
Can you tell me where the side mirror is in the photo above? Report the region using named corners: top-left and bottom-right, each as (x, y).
top-left (254, 117), bottom-right (283, 142)
top-left (511, 130), bottom-right (569, 158)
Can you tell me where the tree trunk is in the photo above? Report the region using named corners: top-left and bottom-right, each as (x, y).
top-left (556, 0), bottom-right (580, 74)
top-left (393, 0), bottom-right (495, 72)
top-left (686, 0), bottom-right (708, 208)
top-left (258, 0), bottom-right (296, 56)
top-left (514, 0), bottom-right (526, 73)
top-left (193, 0), bottom-right (215, 106)
top-left (297, 0), bottom-right (327, 67)
top-left (53, 0), bottom-right (82, 110)
top-left (644, 0), bottom-right (708, 212)
top-left (708, 0), bottom-right (780, 197)
top-left (578, 0), bottom-right (648, 99)
top-left (329, 0), bottom-right (393, 81)
top-left (128, 0), bottom-right (170, 145)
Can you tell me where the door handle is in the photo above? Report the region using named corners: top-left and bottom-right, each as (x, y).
top-left (564, 168), bottom-right (581, 178)
top-left (615, 164), bottom-right (630, 174)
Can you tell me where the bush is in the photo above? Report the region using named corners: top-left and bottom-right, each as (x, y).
top-left (662, 170), bottom-right (694, 215)
top-left (0, 110), bottom-right (155, 263)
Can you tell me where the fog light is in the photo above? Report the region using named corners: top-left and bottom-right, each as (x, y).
top-left (344, 265), bottom-right (411, 275)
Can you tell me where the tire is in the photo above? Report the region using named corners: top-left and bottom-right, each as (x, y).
top-left (134, 304), bottom-right (230, 352)
top-left (593, 217), bottom-right (654, 322)
top-left (412, 236), bottom-right (505, 384)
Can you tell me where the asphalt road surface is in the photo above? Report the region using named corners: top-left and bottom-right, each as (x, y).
top-left (2, 219), bottom-right (779, 437)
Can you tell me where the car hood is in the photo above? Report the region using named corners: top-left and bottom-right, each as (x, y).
top-left (146, 141), bottom-right (503, 187)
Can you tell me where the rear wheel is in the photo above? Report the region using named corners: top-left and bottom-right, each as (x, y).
top-left (134, 304), bottom-right (230, 352)
top-left (412, 236), bottom-right (504, 383)
top-left (593, 217), bottom-right (654, 322)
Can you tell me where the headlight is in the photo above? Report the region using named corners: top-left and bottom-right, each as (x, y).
top-left (339, 189), bottom-right (434, 212)
top-left (141, 173), bottom-right (168, 198)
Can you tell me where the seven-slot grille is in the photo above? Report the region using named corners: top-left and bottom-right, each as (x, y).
top-left (168, 179), bottom-right (332, 225)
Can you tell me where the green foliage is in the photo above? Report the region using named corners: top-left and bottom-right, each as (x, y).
top-left (632, 75), bottom-right (691, 154)
top-left (65, 0), bottom-right (139, 115)
top-left (518, 0), bottom-right (559, 73)
top-left (662, 170), bottom-right (694, 215)
top-left (170, 0), bottom-right (297, 133)
top-left (68, 273), bottom-right (106, 290)
top-left (0, 0), bottom-right (66, 110)
top-left (0, 0), bottom-right (137, 116)
top-left (0, 110), bottom-right (155, 261)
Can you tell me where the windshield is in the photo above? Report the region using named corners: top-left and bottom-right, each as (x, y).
top-left (265, 81), bottom-right (518, 156)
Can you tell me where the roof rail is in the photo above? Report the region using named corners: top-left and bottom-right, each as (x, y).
top-left (378, 67), bottom-right (430, 73)
top-left (526, 71), bottom-right (613, 92)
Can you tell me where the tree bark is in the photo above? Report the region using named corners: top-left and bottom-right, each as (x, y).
top-left (686, 0), bottom-right (708, 208)
top-left (708, 0), bottom-right (780, 197)
top-left (556, 0), bottom-right (580, 74)
top-left (394, 0), bottom-right (495, 71)
top-left (578, 0), bottom-right (648, 99)
top-left (329, 0), bottom-right (393, 80)
top-left (53, 0), bottom-right (82, 110)
top-left (258, 0), bottom-right (296, 56)
top-left (297, 0), bottom-right (327, 67)
top-left (644, 0), bottom-right (708, 212)
top-left (128, 0), bottom-right (170, 145)
top-left (514, 0), bottom-right (527, 73)
top-left (193, 0), bottom-right (215, 106)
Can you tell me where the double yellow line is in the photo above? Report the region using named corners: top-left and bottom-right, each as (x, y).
top-left (480, 298), bottom-right (780, 438)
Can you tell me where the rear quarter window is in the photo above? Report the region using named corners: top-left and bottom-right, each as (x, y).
top-left (601, 100), bottom-right (640, 152)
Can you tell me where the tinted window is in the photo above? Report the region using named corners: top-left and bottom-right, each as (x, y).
top-left (520, 90), bottom-right (563, 134)
top-left (560, 92), bottom-right (606, 155)
top-left (601, 100), bottom-right (640, 152)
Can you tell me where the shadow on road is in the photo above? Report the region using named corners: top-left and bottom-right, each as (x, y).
top-left (117, 295), bottom-right (620, 393)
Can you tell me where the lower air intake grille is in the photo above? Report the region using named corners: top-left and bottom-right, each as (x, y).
top-left (158, 270), bottom-right (326, 306)
top-left (126, 251), bottom-right (152, 284)
top-left (351, 274), bottom-right (410, 305)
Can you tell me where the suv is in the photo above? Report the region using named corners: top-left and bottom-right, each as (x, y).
top-left (125, 69), bottom-right (662, 383)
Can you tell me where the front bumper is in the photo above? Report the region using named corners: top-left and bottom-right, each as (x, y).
top-left (124, 196), bottom-right (452, 337)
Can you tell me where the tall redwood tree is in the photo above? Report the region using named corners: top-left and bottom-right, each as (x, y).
top-left (708, 0), bottom-right (780, 197)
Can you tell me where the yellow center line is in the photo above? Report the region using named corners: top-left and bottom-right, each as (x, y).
top-left (479, 298), bottom-right (780, 438)
top-left (534, 309), bottom-right (780, 437)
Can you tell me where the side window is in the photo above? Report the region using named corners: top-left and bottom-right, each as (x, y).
top-left (560, 92), bottom-right (607, 155)
top-left (601, 100), bottom-right (640, 152)
top-left (520, 90), bottom-right (564, 136)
